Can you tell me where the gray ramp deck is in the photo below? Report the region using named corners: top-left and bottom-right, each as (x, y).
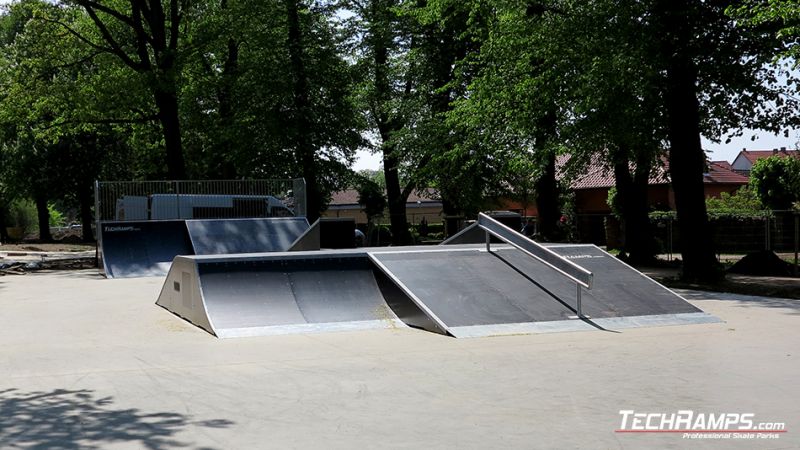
top-left (505, 245), bottom-right (700, 317)
top-left (370, 245), bottom-right (718, 337)
top-left (186, 218), bottom-right (309, 255)
top-left (160, 255), bottom-right (403, 338)
top-left (100, 221), bottom-right (193, 278)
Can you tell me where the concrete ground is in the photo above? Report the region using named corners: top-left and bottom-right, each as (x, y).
top-left (0, 270), bottom-right (797, 449)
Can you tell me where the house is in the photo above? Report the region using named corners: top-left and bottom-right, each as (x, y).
top-left (500, 157), bottom-right (749, 216)
top-left (731, 147), bottom-right (799, 175)
top-left (323, 188), bottom-right (443, 224)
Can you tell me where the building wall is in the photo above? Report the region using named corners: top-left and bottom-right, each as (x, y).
top-left (568, 184), bottom-right (741, 215)
top-left (731, 155), bottom-right (752, 172)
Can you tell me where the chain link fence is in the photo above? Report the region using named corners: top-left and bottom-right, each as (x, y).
top-left (567, 211), bottom-right (799, 272)
top-left (95, 179), bottom-right (306, 223)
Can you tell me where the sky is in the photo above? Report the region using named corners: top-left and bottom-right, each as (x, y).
top-left (352, 129), bottom-right (800, 171)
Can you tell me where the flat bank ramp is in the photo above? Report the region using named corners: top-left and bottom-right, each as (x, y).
top-left (100, 221), bottom-right (193, 278)
top-left (369, 245), bottom-right (718, 338)
top-left (157, 253), bottom-right (403, 338)
top-left (186, 218), bottom-right (309, 255)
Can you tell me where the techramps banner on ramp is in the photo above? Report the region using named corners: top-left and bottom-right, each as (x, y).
top-left (156, 244), bottom-right (719, 339)
top-left (99, 217), bottom-right (310, 278)
top-left (99, 221), bottom-right (193, 278)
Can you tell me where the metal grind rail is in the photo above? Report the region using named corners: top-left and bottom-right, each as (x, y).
top-left (477, 213), bottom-right (594, 318)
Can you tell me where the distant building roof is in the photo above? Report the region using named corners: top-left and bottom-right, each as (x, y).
top-left (557, 155), bottom-right (748, 190)
top-left (704, 161), bottom-right (750, 184)
top-left (712, 160), bottom-right (731, 170)
top-left (738, 148), bottom-right (798, 164)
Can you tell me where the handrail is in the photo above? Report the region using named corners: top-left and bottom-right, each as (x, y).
top-left (477, 213), bottom-right (593, 317)
top-left (477, 213), bottom-right (593, 288)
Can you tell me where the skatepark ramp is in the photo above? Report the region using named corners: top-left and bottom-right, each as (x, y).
top-left (99, 221), bottom-right (193, 278)
top-left (289, 218), bottom-right (357, 251)
top-left (157, 251), bottom-right (405, 338)
top-left (157, 237), bottom-right (719, 338)
top-left (99, 217), bottom-right (309, 278)
top-left (186, 217), bottom-right (308, 255)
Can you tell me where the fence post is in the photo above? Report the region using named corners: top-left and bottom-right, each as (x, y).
top-left (94, 180), bottom-right (101, 268)
top-left (794, 213), bottom-right (798, 277)
top-left (764, 216), bottom-right (770, 251)
top-left (174, 180), bottom-right (180, 219)
top-left (668, 217), bottom-right (673, 261)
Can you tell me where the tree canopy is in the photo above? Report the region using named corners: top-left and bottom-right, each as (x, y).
top-left (1, 0), bottom-right (799, 279)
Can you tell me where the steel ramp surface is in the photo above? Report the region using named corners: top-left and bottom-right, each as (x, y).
top-left (369, 245), bottom-right (719, 337)
top-left (99, 220), bottom-right (193, 278)
top-left (157, 254), bottom-right (403, 338)
top-left (186, 217), bottom-right (309, 255)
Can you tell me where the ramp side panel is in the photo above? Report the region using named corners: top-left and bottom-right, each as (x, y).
top-left (496, 246), bottom-right (701, 318)
top-left (371, 267), bottom-right (447, 335)
top-left (100, 220), bottom-right (193, 278)
top-left (369, 250), bottom-right (574, 328)
top-left (156, 257), bottom-right (215, 334)
top-left (186, 218), bottom-right (309, 255)
top-left (288, 219), bottom-right (320, 251)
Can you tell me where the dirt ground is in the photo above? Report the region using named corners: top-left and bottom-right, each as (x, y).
top-left (0, 242), bottom-right (95, 253)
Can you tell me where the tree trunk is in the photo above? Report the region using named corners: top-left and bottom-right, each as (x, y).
top-left (78, 184), bottom-right (94, 242)
top-left (285, 0), bottom-right (321, 223)
top-left (370, 0), bottom-right (410, 245)
top-left (0, 203), bottom-right (8, 242)
top-left (383, 149), bottom-right (412, 245)
top-left (535, 151), bottom-right (560, 241)
top-left (658, 0), bottom-right (721, 281)
top-left (613, 153), bottom-right (655, 264)
top-left (441, 197), bottom-right (460, 238)
top-left (153, 87), bottom-right (186, 180)
top-left (214, 35), bottom-right (239, 179)
top-left (35, 195), bottom-right (52, 242)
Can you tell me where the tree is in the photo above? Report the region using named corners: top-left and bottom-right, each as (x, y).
top-left (650, 0), bottom-right (796, 280)
top-left (356, 176), bottom-right (386, 223)
top-left (1, 0), bottom-right (140, 241)
top-left (46, 0), bottom-right (191, 178)
top-left (750, 156), bottom-right (800, 210)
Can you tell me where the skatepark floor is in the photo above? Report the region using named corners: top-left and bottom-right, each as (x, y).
top-left (0, 270), bottom-right (797, 449)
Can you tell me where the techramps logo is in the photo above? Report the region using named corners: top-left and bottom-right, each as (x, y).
top-left (103, 225), bottom-right (141, 233)
top-left (616, 410), bottom-right (787, 440)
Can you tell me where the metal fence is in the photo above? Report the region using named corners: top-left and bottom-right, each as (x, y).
top-left (567, 211), bottom-right (800, 269)
top-left (95, 179), bottom-right (306, 223)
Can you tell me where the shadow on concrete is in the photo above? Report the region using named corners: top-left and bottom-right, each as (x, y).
top-left (0, 388), bottom-right (233, 449)
top-left (678, 290), bottom-right (800, 315)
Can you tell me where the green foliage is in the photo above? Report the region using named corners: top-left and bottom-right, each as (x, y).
top-left (705, 185), bottom-right (764, 213)
top-left (9, 198), bottom-right (37, 233)
top-left (606, 187), bottom-right (622, 219)
top-left (47, 203), bottom-right (64, 227)
top-left (356, 177), bottom-right (387, 223)
top-left (749, 156), bottom-right (800, 210)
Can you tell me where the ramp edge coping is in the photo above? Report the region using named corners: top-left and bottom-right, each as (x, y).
top-left (448, 312), bottom-right (722, 338)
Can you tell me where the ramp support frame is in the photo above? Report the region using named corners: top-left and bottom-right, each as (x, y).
top-left (479, 213), bottom-right (593, 318)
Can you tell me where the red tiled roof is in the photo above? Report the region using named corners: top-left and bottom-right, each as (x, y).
top-left (557, 155), bottom-right (747, 190)
top-left (712, 160), bottom-right (731, 170)
top-left (739, 149), bottom-right (799, 163)
top-left (329, 188), bottom-right (439, 206)
top-left (705, 161), bottom-right (750, 184)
